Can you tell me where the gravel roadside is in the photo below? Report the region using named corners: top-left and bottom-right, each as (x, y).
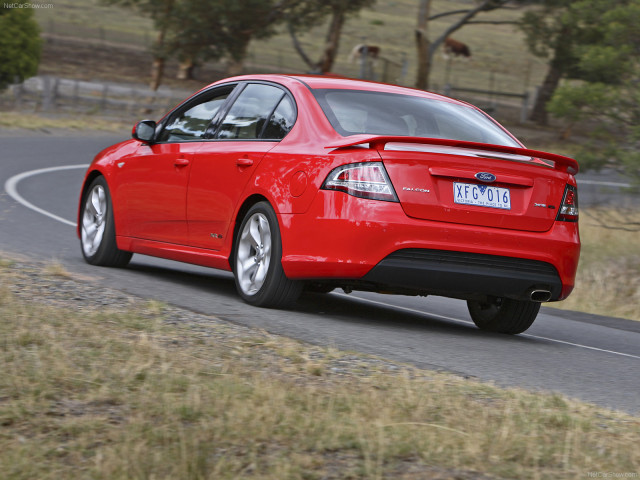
top-left (1, 256), bottom-right (411, 381)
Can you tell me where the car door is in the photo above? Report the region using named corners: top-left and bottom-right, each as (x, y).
top-left (187, 83), bottom-right (296, 250)
top-left (116, 86), bottom-right (235, 245)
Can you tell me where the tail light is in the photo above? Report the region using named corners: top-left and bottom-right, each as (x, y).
top-left (557, 184), bottom-right (579, 222)
top-left (322, 162), bottom-right (399, 202)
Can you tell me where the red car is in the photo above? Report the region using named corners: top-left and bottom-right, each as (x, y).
top-left (78, 74), bottom-right (580, 334)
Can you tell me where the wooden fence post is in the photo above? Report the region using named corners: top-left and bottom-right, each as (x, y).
top-left (359, 39), bottom-right (368, 80)
top-left (12, 76), bottom-right (22, 110)
top-left (521, 91), bottom-right (530, 124)
top-left (42, 76), bottom-right (56, 111)
top-left (128, 88), bottom-right (137, 115)
top-left (100, 84), bottom-right (108, 111)
top-left (72, 80), bottom-right (80, 107)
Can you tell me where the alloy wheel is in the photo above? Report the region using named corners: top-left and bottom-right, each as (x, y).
top-left (81, 184), bottom-right (108, 257)
top-left (236, 212), bottom-right (272, 296)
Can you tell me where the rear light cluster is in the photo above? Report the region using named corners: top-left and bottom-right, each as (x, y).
top-left (557, 184), bottom-right (579, 222)
top-left (322, 162), bottom-right (399, 202)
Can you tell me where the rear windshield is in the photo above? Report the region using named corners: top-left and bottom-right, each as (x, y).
top-left (312, 89), bottom-right (520, 147)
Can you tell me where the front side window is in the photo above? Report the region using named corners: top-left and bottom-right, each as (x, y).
top-left (159, 88), bottom-right (232, 142)
top-left (216, 84), bottom-right (292, 140)
top-left (312, 89), bottom-right (520, 147)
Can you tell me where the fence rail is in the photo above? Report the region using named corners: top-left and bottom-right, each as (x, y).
top-left (443, 85), bottom-right (533, 124)
top-left (5, 76), bottom-right (191, 118)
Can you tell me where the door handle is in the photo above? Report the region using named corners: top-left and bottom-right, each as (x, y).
top-left (236, 158), bottom-right (254, 167)
top-left (175, 158), bottom-right (190, 167)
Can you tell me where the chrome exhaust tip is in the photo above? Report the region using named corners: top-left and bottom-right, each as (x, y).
top-left (530, 289), bottom-right (552, 302)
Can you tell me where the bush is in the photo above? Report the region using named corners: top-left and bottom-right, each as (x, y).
top-left (0, 5), bottom-right (42, 91)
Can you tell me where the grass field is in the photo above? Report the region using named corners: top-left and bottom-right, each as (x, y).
top-left (35, 0), bottom-right (547, 94)
top-left (0, 112), bottom-right (130, 132)
top-left (1, 258), bottom-right (639, 479)
top-left (550, 208), bottom-right (640, 321)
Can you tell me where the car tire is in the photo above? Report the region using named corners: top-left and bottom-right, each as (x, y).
top-left (80, 176), bottom-right (132, 268)
top-left (467, 297), bottom-right (540, 334)
top-left (233, 202), bottom-right (303, 308)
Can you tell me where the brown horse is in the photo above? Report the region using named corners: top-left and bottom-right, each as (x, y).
top-left (443, 38), bottom-right (471, 58)
top-left (348, 44), bottom-right (381, 63)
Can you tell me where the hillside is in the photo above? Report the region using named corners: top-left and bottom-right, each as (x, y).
top-left (34, 0), bottom-right (546, 96)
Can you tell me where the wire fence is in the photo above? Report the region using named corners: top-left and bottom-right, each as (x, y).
top-left (2, 76), bottom-right (191, 119)
top-left (39, 19), bottom-right (535, 88)
top-left (43, 19), bottom-right (153, 49)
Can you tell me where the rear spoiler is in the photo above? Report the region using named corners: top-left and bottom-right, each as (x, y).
top-left (327, 135), bottom-right (579, 175)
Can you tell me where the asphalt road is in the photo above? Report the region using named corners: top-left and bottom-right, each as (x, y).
top-left (1, 132), bottom-right (639, 414)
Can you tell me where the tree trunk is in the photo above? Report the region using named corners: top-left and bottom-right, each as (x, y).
top-left (530, 62), bottom-right (563, 125)
top-left (415, 0), bottom-right (431, 90)
top-left (226, 34), bottom-right (251, 76)
top-left (288, 22), bottom-right (319, 72)
top-left (318, 8), bottom-right (345, 74)
top-left (177, 57), bottom-right (195, 80)
top-left (149, 25), bottom-right (167, 91)
top-left (149, 0), bottom-right (174, 91)
top-left (150, 57), bottom-right (165, 91)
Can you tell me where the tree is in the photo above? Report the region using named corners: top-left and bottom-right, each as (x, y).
top-left (105, 0), bottom-right (294, 88)
top-left (214, 0), bottom-right (295, 76)
top-left (520, 0), bottom-right (585, 124)
top-left (287, 0), bottom-right (375, 74)
top-left (415, 0), bottom-right (521, 90)
top-left (0, 5), bottom-right (42, 91)
top-left (519, 0), bottom-right (628, 125)
top-left (166, 0), bottom-right (238, 80)
top-left (103, 0), bottom-right (177, 90)
top-left (547, 0), bottom-right (640, 181)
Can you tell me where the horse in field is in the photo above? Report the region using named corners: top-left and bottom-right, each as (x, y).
top-left (348, 44), bottom-right (381, 63)
top-left (443, 38), bottom-right (471, 59)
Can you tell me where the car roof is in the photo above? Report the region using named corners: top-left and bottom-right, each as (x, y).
top-left (288, 75), bottom-right (436, 95)
top-left (217, 74), bottom-right (465, 105)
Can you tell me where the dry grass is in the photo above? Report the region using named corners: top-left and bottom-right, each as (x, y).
top-left (43, 261), bottom-right (74, 279)
top-left (1, 259), bottom-right (639, 479)
top-left (0, 112), bottom-right (130, 132)
top-left (551, 208), bottom-right (640, 321)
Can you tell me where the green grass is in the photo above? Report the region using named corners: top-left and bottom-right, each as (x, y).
top-left (1, 258), bottom-right (639, 479)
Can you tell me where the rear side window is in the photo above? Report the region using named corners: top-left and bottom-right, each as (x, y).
top-left (216, 84), bottom-right (294, 140)
top-left (313, 89), bottom-right (520, 147)
top-left (262, 96), bottom-right (296, 140)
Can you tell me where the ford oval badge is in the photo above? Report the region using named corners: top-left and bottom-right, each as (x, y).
top-left (475, 172), bottom-right (496, 183)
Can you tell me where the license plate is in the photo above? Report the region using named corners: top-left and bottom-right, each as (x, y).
top-left (453, 182), bottom-right (511, 210)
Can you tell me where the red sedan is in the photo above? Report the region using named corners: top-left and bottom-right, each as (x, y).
top-left (78, 74), bottom-right (580, 334)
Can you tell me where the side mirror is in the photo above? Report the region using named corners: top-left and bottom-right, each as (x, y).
top-left (132, 120), bottom-right (157, 143)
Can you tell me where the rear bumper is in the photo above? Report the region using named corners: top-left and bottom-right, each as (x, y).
top-left (362, 249), bottom-right (562, 301)
top-left (279, 191), bottom-right (579, 300)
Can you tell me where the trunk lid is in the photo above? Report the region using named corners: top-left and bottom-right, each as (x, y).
top-left (330, 136), bottom-right (579, 233)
